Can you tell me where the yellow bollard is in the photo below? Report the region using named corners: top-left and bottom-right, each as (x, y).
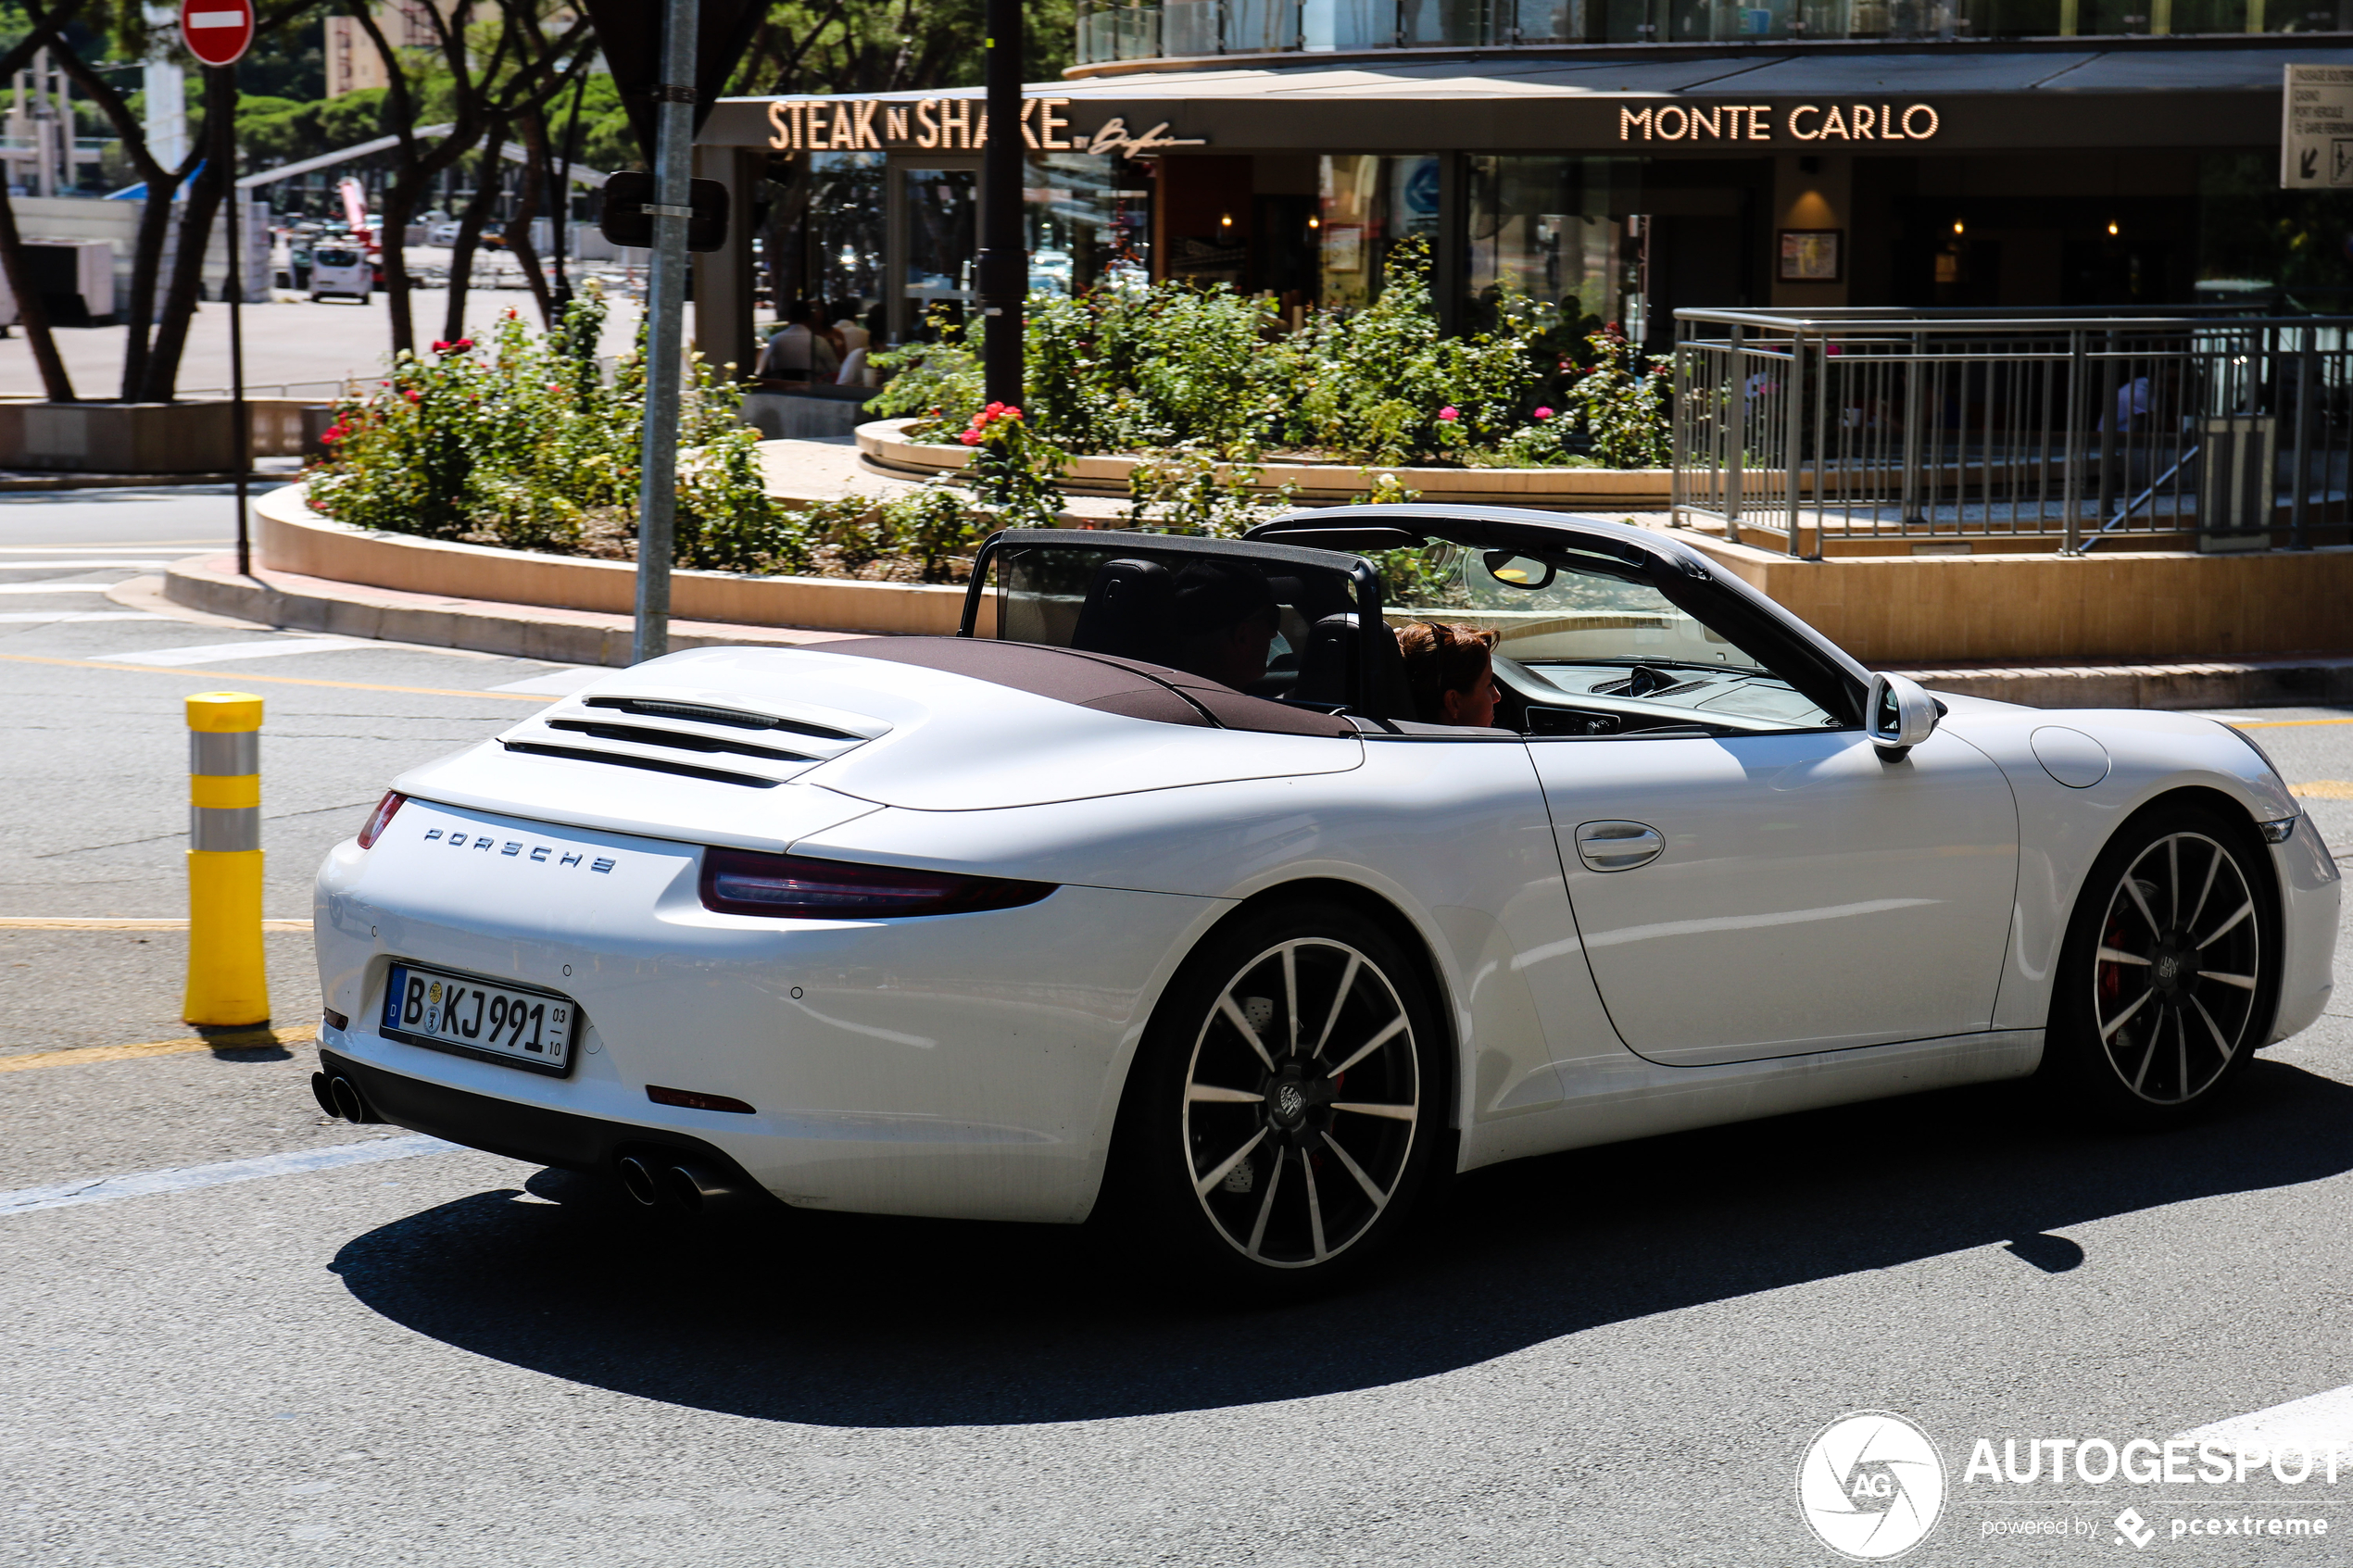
top-left (182, 691), bottom-right (270, 1027)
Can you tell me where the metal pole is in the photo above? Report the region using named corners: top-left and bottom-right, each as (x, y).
top-left (220, 64), bottom-right (250, 577)
top-left (1724, 322), bottom-right (1743, 546)
top-left (632, 0), bottom-right (699, 665)
top-left (2062, 329), bottom-right (2086, 554)
top-left (2289, 324), bottom-right (2314, 552)
top-left (977, 0), bottom-right (1024, 407)
top-left (1784, 331), bottom-right (1805, 559)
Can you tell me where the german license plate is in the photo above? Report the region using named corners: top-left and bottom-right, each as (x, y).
top-left (381, 961), bottom-right (578, 1077)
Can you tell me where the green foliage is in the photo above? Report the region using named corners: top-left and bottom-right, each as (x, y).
top-left (1125, 441), bottom-right (1298, 539)
top-left (308, 283), bottom-right (786, 571)
top-left (1561, 327), bottom-right (1671, 469)
top-left (875, 241), bottom-right (1669, 472)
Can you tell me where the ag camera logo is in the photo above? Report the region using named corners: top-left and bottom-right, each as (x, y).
top-left (1797, 1411), bottom-right (1947, 1560)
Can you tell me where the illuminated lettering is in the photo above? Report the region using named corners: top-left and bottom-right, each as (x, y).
top-left (1789, 104), bottom-right (1822, 139)
top-left (915, 97), bottom-right (940, 149)
top-left (765, 99), bottom-right (792, 150)
top-left (1852, 104), bottom-right (1876, 138)
top-left (1747, 104), bottom-right (1770, 139)
top-left (886, 105), bottom-right (910, 141)
top-left (854, 99), bottom-right (881, 149)
top-left (939, 97), bottom-right (972, 149)
top-left (1041, 97), bottom-right (1071, 150)
top-left (803, 100), bottom-right (828, 148)
top-left (1902, 103), bottom-right (1941, 137)
top-left (1620, 106), bottom-right (1653, 139)
top-left (1690, 105), bottom-right (1719, 138)
top-left (1655, 104), bottom-right (1689, 139)
top-left (1820, 105), bottom-right (1848, 138)
top-left (831, 102), bottom-right (857, 149)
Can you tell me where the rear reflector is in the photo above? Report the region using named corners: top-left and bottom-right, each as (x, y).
top-left (322, 1009), bottom-right (349, 1032)
top-left (698, 847), bottom-right (1055, 921)
top-left (647, 1085), bottom-right (758, 1114)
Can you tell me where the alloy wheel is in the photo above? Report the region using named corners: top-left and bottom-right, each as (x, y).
top-left (2092, 831), bottom-right (2262, 1107)
top-left (1181, 938), bottom-right (1421, 1269)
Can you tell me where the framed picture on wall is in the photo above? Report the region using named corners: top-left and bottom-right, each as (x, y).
top-left (1778, 229), bottom-right (1843, 283)
top-left (1324, 224), bottom-right (1364, 272)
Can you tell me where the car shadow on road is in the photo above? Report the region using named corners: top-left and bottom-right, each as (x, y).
top-left (328, 1056), bottom-right (2353, 1427)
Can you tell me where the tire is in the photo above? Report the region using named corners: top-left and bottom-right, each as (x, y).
top-left (2046, 803), bottom-right (2280, 1128)
top-left (1103, 898), bottom-right (1449, 1294)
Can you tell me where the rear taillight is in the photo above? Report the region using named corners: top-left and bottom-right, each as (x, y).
top-left (698, 847), bottom-right (1054, 920)
top-left (357, 791), bottom-right (407, 848)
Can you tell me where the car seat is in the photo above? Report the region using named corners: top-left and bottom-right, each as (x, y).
top-left (1069, 558), bottom-right (1176, 666)
top-left (1290, 612), bottom-right (1414, 719)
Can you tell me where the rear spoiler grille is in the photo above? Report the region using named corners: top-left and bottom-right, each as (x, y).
top-left (500, 741), bottom-right (778, 788)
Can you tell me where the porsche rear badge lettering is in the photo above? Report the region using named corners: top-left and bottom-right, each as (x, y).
top-left (423, 828), bottom-right (615, 872)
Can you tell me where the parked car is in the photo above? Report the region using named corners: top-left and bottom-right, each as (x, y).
top-left (307, 508), bottom-right (2340, 1289)
top-left (308, 245), bottom-right (371, 304)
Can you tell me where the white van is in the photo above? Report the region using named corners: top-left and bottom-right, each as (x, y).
top-left (309, 245), bottom-right (371, 304)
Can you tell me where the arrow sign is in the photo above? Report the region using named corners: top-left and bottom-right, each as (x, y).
top-left (181, 0), bottom-right (253, 67)
top-left (2303, 147), bottom-right (2321, 180)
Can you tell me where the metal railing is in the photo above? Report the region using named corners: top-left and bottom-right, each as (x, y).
top-left (1669, 307), bottom-right (2353, 557)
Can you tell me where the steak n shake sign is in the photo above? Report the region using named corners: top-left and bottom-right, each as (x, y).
top-left (1618, 101), bottom-right (1943, 143)
top-left (763, 95), bottom-right (1204, 157)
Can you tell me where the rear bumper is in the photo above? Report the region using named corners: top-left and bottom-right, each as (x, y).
top-left (321, 1046), bottom-right (752, 1185)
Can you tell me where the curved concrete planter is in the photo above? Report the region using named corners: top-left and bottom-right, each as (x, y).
top-left (252, 483), bottom-right (988, 637)
top-left (855, 419), bottom-right (1674, 510)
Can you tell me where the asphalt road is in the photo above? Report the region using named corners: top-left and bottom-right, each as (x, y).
top-left (2, 489), bottom-right (2349, 1566)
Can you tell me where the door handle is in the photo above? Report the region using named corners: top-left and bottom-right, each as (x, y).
top-left (1575, 821), bottom-right (1665, 872)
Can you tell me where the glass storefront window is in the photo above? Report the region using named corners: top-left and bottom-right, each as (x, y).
top-left (903, 167), bottom-right (977, 337)
top-left (802, 152), bottom-right (886, 313)
top-left (1467, 156), bottom-right (1644, 339)
top-left (1026, 153), bottom-right (1154, 296)
top-left (1318, 154), bottom-right (1441, 309)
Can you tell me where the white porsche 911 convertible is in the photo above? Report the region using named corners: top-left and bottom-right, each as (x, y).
top-left (310, 506), bottom-right (2340, 1286)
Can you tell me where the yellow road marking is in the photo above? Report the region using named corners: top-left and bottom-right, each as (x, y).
top-left (0, 1024), bottom-right (318, 1073)
top-left (0, 651), bottom-right (550, 702)
top-left (2293, 781), bottom-right (2353, 800)
top-left (2231, 717), bottom-right (2353, 729)
top-left (0, 918), bottom-right (309, 931)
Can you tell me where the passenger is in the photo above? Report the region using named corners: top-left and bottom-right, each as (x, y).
top-left (1167, 561), bottom-right (1279, 691)
top-left (1397, 621), bottom-right (1502, 727)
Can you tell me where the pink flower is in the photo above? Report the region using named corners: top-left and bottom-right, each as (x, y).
top-left (1437, 407), bottom-right (1458, 422)
top-left (430, 340), bottom-right (450, 353)
top-left (1533, 407), bottom-right (1554, 420)
top-left (959, 431), bottom-right (981, 446)
top-left (985, 401), bottom-right (1005, 415)
top-left (1002, 406), bottom-right (1023, 420)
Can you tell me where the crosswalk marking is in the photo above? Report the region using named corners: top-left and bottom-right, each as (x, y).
top-left (92, 637), bottom-right (370, 666)
top-left (0, 559), bottom-right (170, 571)
top-left (0, 1135), bottom-right (464, 1217)
top-left (0, 583), bottom-right (112, 595)
top-left (0, 611), bottom-right (172, 624)
top-left (2181, 1386), bottom-right (2353, 1461)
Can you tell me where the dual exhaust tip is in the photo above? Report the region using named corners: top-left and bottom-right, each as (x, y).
top-left (311, 1072), bottom-right (382, 1124)
top-left (617, 1153), bottom-right (740, 1216)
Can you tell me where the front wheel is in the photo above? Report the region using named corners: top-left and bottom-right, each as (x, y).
top-left (1104, 900), bottom-right (1448, 1294)
top-left (2047, 804), bottom-right (2278, 1127)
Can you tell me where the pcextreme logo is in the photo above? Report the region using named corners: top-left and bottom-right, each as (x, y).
top-left (1797, 1411), bottom-right (1948, 1561)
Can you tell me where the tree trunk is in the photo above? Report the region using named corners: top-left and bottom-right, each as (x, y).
top-left (441, 128), bottom-right (509, 345)
top-left (120, 184), bottom-right (180, 401)
top-left (379, 175), bottom-right (422, 359)
top-left (0, 180), bottom-right (77, 402)
top-left (500, 111), bottom-right (555, 328)
top-left (139, 70), bottom-right (236, 403)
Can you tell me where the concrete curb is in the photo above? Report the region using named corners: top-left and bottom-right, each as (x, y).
top-left (161, 551), bottom-right (2352, 708)
top-left (161, 555), bottom-right (867, 668)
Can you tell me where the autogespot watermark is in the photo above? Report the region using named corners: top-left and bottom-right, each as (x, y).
top-left (1795, 1411), bottom-right (2341, 1558)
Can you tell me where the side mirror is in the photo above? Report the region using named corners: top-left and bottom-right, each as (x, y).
top-left (1865, 672), bottom-right (1940, 756)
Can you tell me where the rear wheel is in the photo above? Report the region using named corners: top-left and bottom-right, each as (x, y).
top-left (1106, 900), bottom-right (1446, 1293)
top-left (2048, 805), bottom-right (2277, 1127)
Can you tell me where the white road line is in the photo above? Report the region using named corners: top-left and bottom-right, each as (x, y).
top-left (2180, 1386), bottom-right (2353, 1461)
top-left (0, 1135), bottom-right (463, 1216)
top-left (488, 667), bottom-right (606, 695)
top-left (0, 611), bottom-right (174, 624)
top-left (0, 546), bottom-right (214, 554)
top-left (0, 583), bottom-right (112, 595)
top-left (92, 637), bottom-right (371, 666)
top-left (0, 559), bottom-right (170, 571)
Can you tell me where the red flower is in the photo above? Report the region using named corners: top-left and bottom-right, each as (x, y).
top-left (431, 340), bottom-right (450, 353)
top-left (404, 389), bottom-right (421, 403)
top-left (984, 401), bottom-right (1005, 415)
top-left (959, 431), bottom-right (981, 446)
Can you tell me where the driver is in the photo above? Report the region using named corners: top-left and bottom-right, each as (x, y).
top-left (1167, 561), bottom-right (1279, 692)
top-left (1397, 621), bottom-right (1501, 727)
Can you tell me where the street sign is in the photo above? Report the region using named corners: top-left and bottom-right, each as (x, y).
top-left (2282, 63), bottom-right (2353, 188)
top-left (180, 0), bottom-right (253, 67)
top-left (598, 171), bottom-right (730, 252)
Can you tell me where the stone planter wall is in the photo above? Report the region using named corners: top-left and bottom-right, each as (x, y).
top-left (255, 484), bottom-right (989, 637)
top-left (854, 419), bottom-right (1675, 511)
top-left (0, 397), bottom-right (328, 471)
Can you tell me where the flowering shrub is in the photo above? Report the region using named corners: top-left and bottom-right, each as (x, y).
top-left (1561, 327), bottom-right (1672, 469)
top-left (308, 284), bottom-right (788, 571)
top-left (868, 241), bottom-right (1667, 470)
top-left (960, 402), bottom-right (1068, 531)
top-left (1125, 440), bottom-right (1300, 539)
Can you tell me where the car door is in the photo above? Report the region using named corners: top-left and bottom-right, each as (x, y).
top-left (1531, 725), bottom-right (2018, 1065)
top-left (1379, 525), bottom-right (2019, 1068)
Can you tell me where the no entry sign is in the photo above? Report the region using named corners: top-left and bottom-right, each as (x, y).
top-left (181, 1), bottom-right (253, 67)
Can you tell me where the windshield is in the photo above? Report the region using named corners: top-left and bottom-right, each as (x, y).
top-left (1379, 541), bottom-right (1836, 731)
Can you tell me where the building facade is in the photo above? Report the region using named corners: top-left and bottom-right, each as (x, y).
top-left (687, 23), bottom-right (2353, 374)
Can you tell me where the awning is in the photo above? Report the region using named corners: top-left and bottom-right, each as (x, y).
top-left (700, 39), bottom-right (2342, 156)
